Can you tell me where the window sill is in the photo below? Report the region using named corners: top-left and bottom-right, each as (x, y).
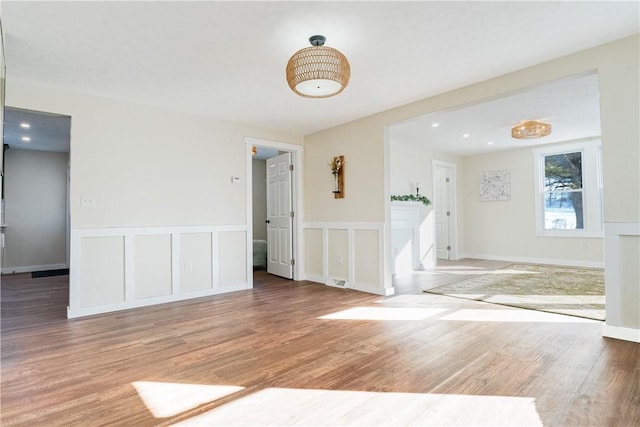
top-left (536, 230), bottom-right (604, 238)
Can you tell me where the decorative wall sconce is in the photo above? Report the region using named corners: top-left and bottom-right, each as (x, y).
top-left (328, 155), bottom-right (345, 198)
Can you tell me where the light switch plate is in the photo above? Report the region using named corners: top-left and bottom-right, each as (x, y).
top-left (81, 195), bottom-right (96, 208)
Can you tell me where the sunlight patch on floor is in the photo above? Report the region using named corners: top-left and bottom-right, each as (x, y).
top-left (319, 307), bottom-right (447, 321)
top-left (441, 309), bottom-right (599, 323)
top-left (172, 388), bottom-right (542, 426)
top-left (132, 381), bottom-right (244, 418)
top-left (376, 294), bottom-right (457, 304)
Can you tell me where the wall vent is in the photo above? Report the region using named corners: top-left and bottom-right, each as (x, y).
top-left (325, 277), bottom-right (348, 288)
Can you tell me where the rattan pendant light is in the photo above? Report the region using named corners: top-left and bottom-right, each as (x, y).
top-left (286, 35), bottom-right (350, 98)
top-left (511, 120), bottom-right (552, 139)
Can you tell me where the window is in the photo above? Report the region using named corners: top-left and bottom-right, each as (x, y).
top-left (533, 140), bottom-right (602, 237)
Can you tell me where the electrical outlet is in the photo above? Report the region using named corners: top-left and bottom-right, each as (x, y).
top-left (337, 255), bottom-right (343, 264)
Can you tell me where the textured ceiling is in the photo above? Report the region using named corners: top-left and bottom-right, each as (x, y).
top-left (2, 1), bottom-right (638, 140)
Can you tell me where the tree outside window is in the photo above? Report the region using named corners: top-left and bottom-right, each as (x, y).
top-left (533, 139), bottom-right (603, 238)
top-left (544, 151), bottom-right (583, 230)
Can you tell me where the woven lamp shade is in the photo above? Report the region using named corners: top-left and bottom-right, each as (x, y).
top-left (511, 120), bottom-right (552, 139)
top-left (286, 36), bottom-right (350, 98)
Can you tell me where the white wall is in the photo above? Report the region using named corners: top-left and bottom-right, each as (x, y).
top-left (7, 79), bottom-right (303, 229)
top-left (252, 158), bottom-right (267, 240)
top-left (462, 143), bottom-right (604, 267)
top-left (3, 149), bottom-right (68, 272)
top-left (389, 134), bottom-right (464, 268)
top-left (6, 78), bottom-right (303, 316)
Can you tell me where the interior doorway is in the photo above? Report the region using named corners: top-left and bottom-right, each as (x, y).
top-left (1, 107), bottom-right (71, 274)
top-left (245, 137), bottom-right (303, 283)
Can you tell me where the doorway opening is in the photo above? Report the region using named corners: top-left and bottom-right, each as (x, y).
top-left (1, 107), bottom-right (71, 276)
top-left (245, 137), bottom-right (303, 284)
top-left (387, 72), bottom-right (605, 320)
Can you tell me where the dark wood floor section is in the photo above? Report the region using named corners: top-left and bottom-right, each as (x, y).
top-left (1, 271), bottom-right (639, 426)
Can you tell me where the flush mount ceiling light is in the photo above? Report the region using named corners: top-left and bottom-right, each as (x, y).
top-left (286, 35), bottom-right (350, 98)
top-left (511, 120), bottom-right (552, 139)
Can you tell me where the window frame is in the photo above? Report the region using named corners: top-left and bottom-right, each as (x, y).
top-left (532, 139), bottom-right (603, 238)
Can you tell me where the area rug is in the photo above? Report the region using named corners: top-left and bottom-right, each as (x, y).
top-left (423, 263), bottom-right (605, 320)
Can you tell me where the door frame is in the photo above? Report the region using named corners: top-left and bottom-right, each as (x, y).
top-left (432, 160), bottom-right (458, 262)
top-left (245, 137), bottom-right (304, 284)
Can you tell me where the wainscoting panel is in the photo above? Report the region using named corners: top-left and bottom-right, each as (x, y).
top-left (180, 232), bottom-right (213, 292)
top-left (69, 225), bottom-right (249, 318)
top-left (303, 228), bottom-right (323, 279)
top-left (78, 236), bottom-right (125, 308)
top-left (218, 230), bottom-right (247, 287)
top-left (302, 222), bottom-right (391, 296)
top-left (328, 229), bottom-right (349, 283)
top-left (353, 229), bottom-right (380, 290)
top-left (134, 234), bottom-right (172, 299)
top-left (603, 222), bottom-right (640, 343)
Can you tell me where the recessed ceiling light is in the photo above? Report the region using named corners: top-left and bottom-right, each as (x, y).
top-left (431, 123), bottom-right (439, 128)
top-left (463, 133), bottom-right (470, 138)
top-left (21, 136), bottom-right (31, 142)
top-left (487, 141), bottom-right (494, 145)
top-left (20, 122), bottom-right (31, 128)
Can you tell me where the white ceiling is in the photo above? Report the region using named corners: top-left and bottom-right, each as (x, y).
top-left (2, 1), bottom-right (638, 140)
top-left (391, 72), bottom-right (602, 157)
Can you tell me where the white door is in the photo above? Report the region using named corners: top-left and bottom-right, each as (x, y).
top-left (266, 152), bottom-right (293, 279)
top-left (434, 165), bottom-right (453, 260)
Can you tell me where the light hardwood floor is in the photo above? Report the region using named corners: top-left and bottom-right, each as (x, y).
top-left (392, 258), bottom-right (513, 294)
top-left (1, 268), bottom-right (638, 426)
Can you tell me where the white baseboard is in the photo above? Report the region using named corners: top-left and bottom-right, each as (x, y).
top-left (1, 263), bottom-right (68, 274)
top-left (458, 253), bottom-right (604, 269)
top-left (305, 274), bottom-right (393, 296)
top-left (348, 281), bottom-right (394, 296)
top-left (602, 323), bottom-right (640, 343)
top-left (67, 283), bottom-right (249, 319)
top-left (304, 274), bottom-right (325, 285)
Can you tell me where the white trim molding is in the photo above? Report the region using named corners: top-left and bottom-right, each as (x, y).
top-left (603, 221), bottom-right (640, 343)
top-left (602, 323), bottom-right (640, 343)
top-left (68, 224), bottom-right (249, 318)
top-left (303, 221), bottom-right (392, 296)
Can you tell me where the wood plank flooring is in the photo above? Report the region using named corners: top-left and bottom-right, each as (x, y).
top-left (1, 269), bottom-right (639, 426)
